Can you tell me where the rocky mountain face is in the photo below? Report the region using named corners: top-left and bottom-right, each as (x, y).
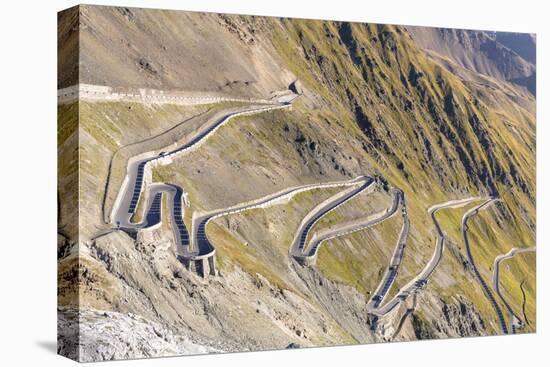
top-left (58, 5), bottom-right (536, 361)
top-left (62, 6), bottom-right (294, 97)
top-left (58, 307), bottom-right (218, 362)
top-left (495, 32), bottom-right (536, 65)
top-left (406, 26), bottom-right (536, 94)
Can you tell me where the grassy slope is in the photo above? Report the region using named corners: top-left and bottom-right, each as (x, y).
top-left (58, 103), bottom-right (79, 240)
top-left (208, 187), bottom-right (346, 293)
top-left (430, 200), bottom-right (536, 334)
top-left (73, 14), bottom-right (535, 339)
top-left (151, 21), bottom-right (533, 326)
top-left (498, 252), bottom-right (536, 333)
top-left (465, 205), bottom-right (536, 332)
top-left (77, 101), bottom-right (242, 236)
top-left (267, 20), bottom-right (535, 331)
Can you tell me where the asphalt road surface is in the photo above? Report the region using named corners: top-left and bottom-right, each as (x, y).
top-left (462, 198), bottom-right (509, 334)
top-left (96, 88), bottom-right (528, 336)
top-left (304, 189), bottom-right (401, 260)
top-left (111, 102), bottom-right (293, 230)
top-left (368, 190), bottom-right (409, 309)
top-left (108, 96), bottom-right (295, 262)
top-left (367, 197), bottom-right (482, 317)
top-left (289, 176), bottom-right (374, 258)
top-left (191, 176), bottom-right (373, 258)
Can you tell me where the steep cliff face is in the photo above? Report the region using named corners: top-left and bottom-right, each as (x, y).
top-left (58, 308), bottom-right (219, 362)
top-left (58, 231), bottom-right (368, 354)
top-left (58, 5), bottom-right (536, 361)
top-left (412, 293), bottom-right (487, 338)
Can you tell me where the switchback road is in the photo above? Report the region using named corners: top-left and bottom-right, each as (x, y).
top-left (190, 176), bottom-right (373, 259)
top-left (367, 197), bottom-right (482, 317)
top-left (462, 198), bottom-right (509, 334)
top-left (303, 189), bottom-right (401, 261)
top-left (289, 176), bottom-right (375, 259)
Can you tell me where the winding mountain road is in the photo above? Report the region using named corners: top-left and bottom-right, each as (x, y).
top-left (106, 92), bottom-right (401, 278)
top-left (107, 93), bottom-right (393, 273)
top-left (366, 197), bottom-right (482, 317)
top-left (84, 75), bottom-right (538, 341)
top-left (107, 96), bottom-right (296, 272)
top-left (190, 176), bottom-right (373, 259)
top-left (303, 189), bottom-right (401, 261)
top-left (289, 176), bottom-right (375, 260)
top-left (368, 190), bottom-right (409, 309)
top-left (462, 198), bottom-right (509, 334)
top-left (95, 85), bottom-right (532, 336)
top-left (111, 101), bottom-right (294, 229)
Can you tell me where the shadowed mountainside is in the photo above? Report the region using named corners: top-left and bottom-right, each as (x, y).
top-left (406, 26), bottom-right (536, 94)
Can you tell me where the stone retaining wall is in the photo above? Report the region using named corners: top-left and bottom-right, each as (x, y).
top-left (58, 83), bottom-right (274, 106)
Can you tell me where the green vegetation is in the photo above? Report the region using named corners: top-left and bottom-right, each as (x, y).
top-left (72, 14), bottom-right (535, 338)
top-left (421, 202), bottom-right (504, 333)
top-left (208, 222), bottom-right (290, 291)
top-left (76, 100), bottom-right (246, 233)
top-left (428, 201), bottom-right (537, 334)
top-left (58, 102), bottom-right (80, 239)
top-left (269, 20), bottom-right (535, 332)
top-left (209, 187), bottom-right (345, 293)
top-left (498, 252), bottom-right (536, 333)
top-left (152, 169), bottom-right (170, 183)
top-left (58, 103), bottom-right (79, 148)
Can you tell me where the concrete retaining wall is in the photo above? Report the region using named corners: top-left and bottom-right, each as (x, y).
top-left (58, 83), bottom-right (274, 106)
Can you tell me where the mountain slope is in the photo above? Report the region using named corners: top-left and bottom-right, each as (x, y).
top-left (406, 26), bottom-right (536, 94)
top-left (58, 6), bottom-right (536, 360)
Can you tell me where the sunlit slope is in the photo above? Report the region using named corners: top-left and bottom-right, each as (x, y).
top-left (64, 10), bottom-right (535, 346)
top-left (269, 19), bottom-right (535, 291)
top-left (147, 20), bottom-right (534, 336)
top-left (498, 252), bottom-right (536, 333)
top-left (58, 103), bottom-right (79, 240)
top-left (76, 101), bottom-right (227, 237)
top-left (272, 21), bottom-right (534, 205)
top-left (74, 5), bottom-right (293, 97)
